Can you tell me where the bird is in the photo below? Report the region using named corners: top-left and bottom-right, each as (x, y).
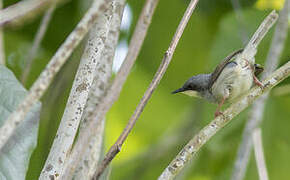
top-left (172, 49), bottom-right (264, 118)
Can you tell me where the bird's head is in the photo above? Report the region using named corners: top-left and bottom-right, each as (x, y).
top-left (172, 74), bottom-right (211, 97)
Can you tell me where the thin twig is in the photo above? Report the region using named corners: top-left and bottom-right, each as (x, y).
top-left (158, 11), bottom-right (280, 180)
top-left (94, 0), bottom-right (199, 178)
top-left (0, 0), bottom-right (4, 65)
top-left (60, 0), bottom-right (125, 179)
top-left (0, 0), bottom-right (51, 27)
top-left (158, 60), bottom-right (290, 180)
top-left (231, 2), bottom-right (289, 180)
top-left (0, 0), bottom-right (110, 152)
top-left (21, 3), bottom-right (57, 84)
top-left (63, 0), bottom-right (159, 179)
top-left (230, 0), bottom-right (249, 44)
top-left (252, 128), bottom-right (269, 180)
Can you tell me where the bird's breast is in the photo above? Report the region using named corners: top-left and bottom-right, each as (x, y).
top-left (211, 62), bottom-right (253, 103)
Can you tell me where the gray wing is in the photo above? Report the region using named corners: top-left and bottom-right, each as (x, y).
top-left (208, 49), bottom-right (243, 89)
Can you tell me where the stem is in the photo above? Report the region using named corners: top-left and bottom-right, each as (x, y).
top-left (94, 0), bottom-right (200, 179)
top-left (0, 0), bottom-right (51, 27)
top-left (61, 0), bottom-right (125, 179)
top-left (62, 0), bottom-right (160, 179)
top-left (252, 128), bottom-right (269, 180)
top-left (231, 2), bottom-right (289, 180)
top-left (0, 0), bottom-right (109, 156)
top-left (21, 3), bottom-right (56, 84)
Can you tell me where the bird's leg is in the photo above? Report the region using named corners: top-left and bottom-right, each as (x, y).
top-left (243, 58), bottom-right (264, 88)
top-left (215, 97), bottom-right (226, 118)
top-left (253, 75), bottom-right (264, 88)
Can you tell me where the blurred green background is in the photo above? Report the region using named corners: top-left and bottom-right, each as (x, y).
top-left (2, 0), bottom-right (290, 179)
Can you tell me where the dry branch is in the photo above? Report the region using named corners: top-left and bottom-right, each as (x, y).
top-left (94, 0), bottom-right (200, 178)
top-left (38, 0), bottom-right (114, 179)
top-left (0, 0), bottom-right (109, 155)
top-left (21, 3), bottom-right (57, 84)
top-left (60, 0), bottom-right (125, 179)
top-left (62, 0), bottom-right (159, 179)
top-left (231, 2), bottom-right (289, 180)
top-left (158, 60), bottom-right (290, 180)
top-left (158, 10), bottom-right (281, 180)
top-left (0, 0), bottom-right (51, 27)
top-left (252, 128), bottom-right (269, 180)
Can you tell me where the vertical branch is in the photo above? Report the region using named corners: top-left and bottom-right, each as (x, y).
top-left (231, 2), bottom-right (289, 180)
top-left (0, 0), bottom-right (108, 157)
top-left (252, 128), bottom-right (269, 180)
top-left (61, 0), bottom-right (125, 179)
top-left (63, 0), bottom-right (159, 179)
top-left (0, 0), bottom-right (4, 65)
top-left (94, 0), bottom-right (199, 178)
top-left (39, 0), bottom-right (113, 179)
top-left (21, 3), bottom-right (56, 84)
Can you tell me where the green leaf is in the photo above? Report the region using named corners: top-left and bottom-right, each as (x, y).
top-left (0, 65), bottom-right (41, 180)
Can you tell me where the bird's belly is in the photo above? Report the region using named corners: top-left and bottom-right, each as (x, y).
top-left (211, 64), bottom-right (253, 103)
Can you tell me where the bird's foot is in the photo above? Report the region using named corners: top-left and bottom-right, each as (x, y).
top-left (253, 75), bottom-right (264, 89)
top-left (214, 111), bottom-right (224, 118)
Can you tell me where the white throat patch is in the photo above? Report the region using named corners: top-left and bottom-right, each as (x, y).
top-left (182, 90), bottom-right (200, 98)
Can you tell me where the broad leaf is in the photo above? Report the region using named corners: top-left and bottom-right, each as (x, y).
top-left (0, 65), bottom-right (40, 180)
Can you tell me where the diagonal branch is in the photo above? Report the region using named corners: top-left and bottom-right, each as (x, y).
top-left (0, 0), bottom-right (51, 27)
top-left (0, 0), bottom-right (110, 152)
top-left (231, 1), bottom-right (289, 180)
top-left (252, 128), bottom-right (269, 180)
top-left (38, 0), bottom-right (115, 179)
top-left (158, 60), bottom-right (290, 180)
top-left (158, 10), bottom-right (281, 180)
top-left (60, 0), bottom-right (125, 179)
top-left (62, 0), bottom-right (160, 179)
top-left (94, 0), bottom-right (200, 179)
top-left (21, 3), bottom-right (57, 84)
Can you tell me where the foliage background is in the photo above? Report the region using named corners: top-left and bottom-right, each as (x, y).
top-left (2, 0), bottom-right (290, 179)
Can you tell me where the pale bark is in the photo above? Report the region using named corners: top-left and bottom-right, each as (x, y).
top-left (0, 0), bottom-right (51, 27)
top-left (252, 128), bottom-right (269, 180)
top-left (94, 0), bottom-right (199, 178)
top-left (0, 0), bottom-right (109, 161)
top-left (63, 0), bottom-right (159, 179)
top-left (65, 0), bottom-right (125, 179)
top-left (39, 0), bottom-right (113, 179)
top-left (231, 2), bottom-right (289, 180)
top-left (21, 3), bottom-right (56, 84)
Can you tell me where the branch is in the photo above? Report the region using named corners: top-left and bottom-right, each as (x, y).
top-left (60, 0), bottom-right (125, 179)
top-left (0, 0), bottom-right (5, 65)
top-left (21, 3), bottom-right (57, 84)
top-left (39, 0), bottom-right (115, 179)
top-left (158, 60), bottom-right (290, 180)
top-left (252, 128), bottom-right (269, 180)
top-left (61, 0), bottom-right (159, 179)
top-left (0, 0), bottom-right (109, 152)
top-left (0, 0), bottom-right (51, 27)
top-left (231, 2), bottom-right (289, 180)
top-left (93, 0), bottom-right (199, 178)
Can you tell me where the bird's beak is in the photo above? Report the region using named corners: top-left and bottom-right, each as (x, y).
top-left (171, 87), bottom-right (185, 94)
